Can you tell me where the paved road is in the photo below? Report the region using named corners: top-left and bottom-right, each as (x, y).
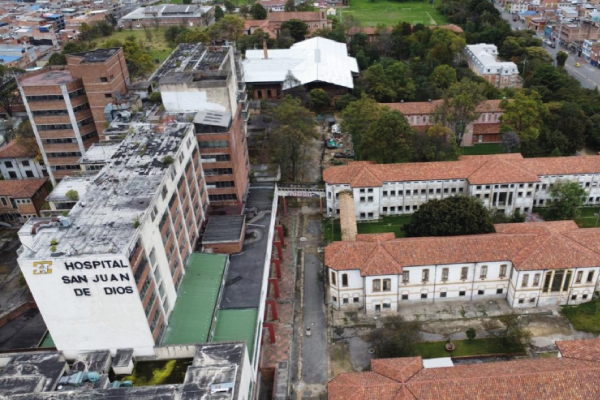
top-left (495, 5), bottom-right (600, 89)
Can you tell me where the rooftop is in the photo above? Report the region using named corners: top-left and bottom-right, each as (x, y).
top-left (67, 48), bottom-right (119, 63)
top-left (18, 123), bottom-right (193, 260)
top-left (0, 178), bottom-right (47, 198)
top-left (162, 253), bottom-right (228, 346)
top-left (323, 154), bottom-right (600, 187)
top-left (79, 141), bottom-right (122, 164)
top-left (121, 4), bottom-right (212, 21)
top-left (325, 221), bottom-right (600, 273)
top-left (19, 69), bottom-right (77, 87)
top-left (211, 309), bottom-right (258, 363)
top-left (0, 139), bottom-right (37, 159)
top-left (244, 37), bottom-right (359, 89)
top-left (466, 43), bottom-right (518, 72)
top-left (150, 43), bottom-right (230, 84)
top-left (46, 175), bottom-right (93, 203)
top-left (202, 215), bottom-right (245, 244)
top-left (384, 99), bottom-right (503, 116)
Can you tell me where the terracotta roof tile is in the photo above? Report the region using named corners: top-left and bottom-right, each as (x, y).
top-left (356, 232), bottom-right (396, 242)
top-left (384, 100), bottom-right (502, 116)
top-left (268, 11), bottom-right (321, 22)
top-left (372, 357), bottom-right (423, 382)
top-left (0, 139), bottom-right (37, 159)
top-left (0, 178), bottom-right (47, 198)
top-left (472, 123), bottom-right (501, 135)
top-left (328, 371), bottom-right (401, 400)
top-left (557, 338), bottom-right (600, 362)
top-left (361, 245), bottom-right (402, 276)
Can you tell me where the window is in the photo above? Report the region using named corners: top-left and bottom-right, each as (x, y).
top-left (383, 191), bottom-right (388, 196)
top-left (499, 264), bottom-right (507, 278)
top-left (360, 197), bottom-right (365, 203)
top-left (367, 189), bottom-right (373, 193)
top-left (442, 268), bottom-right (449, 281)
top-left (342, 274), bottom-right (348, 287)
top-left (533, 273), bottom-right (540, 286)
top-left (4, 161), bottom-right (13, 168)
top-left (478, 289), bottom-right (485, 295)
top-left (522, 274), bottom-right (529, 287)
top-left (343, 298), bottom-right (349, 304)
top-left (587, 271), bottom-right (595, 283)
top-left (518, 298), bottom-right (525, 304)
top-left (459, 290), bottom-right (466, 296)
top-left (100, 77), bottom-right (108, 82)
top-left (571, 294), bottom-right (577, 300)
top-left (353, 296), bottom-right (359, 303)
top-left (480, 266), bottom-right (487, 279)
top-left (201, 154), bottom-right (231, 162)
top-left (583, 294), bottom-right (589, 300)
top-left (529, 297), bottom-right (536, 303)
top-left (576, 271), bottom-right (583, 283)
top-left (402, 271), bottom-right (409, 283)
top-left (0, 198), bottom-right (6, 207)
top-left (204, 168), bottom-right (233, 176)
top-left (421, 293), bottom-right (428, 299)
top-left (382, 303), bottom-right (391, 309)
top-left (367, 196), bottom-right (373, 202)
top-left (422, 269), bottom-right (429, 282)
top-left (401, 294), bottom-right (409, 300)
top-left (382, 279), bottom-right (391, 291)
top-left (440, 291), bottom-right (447, 297)
top-left (461, 267), bottom-right (468, 280)
top-left (21, 160), bottom-right (29, 166)
top-left (372, 279), bottom-right (381, 292)
top-left (331, 272), bottom-right (336, 285)
top-left (209, 194), bottom-right (238, 201)
top-left (199, 140), bottom-right (228, 148)
top-left (332, 296), bottom-right (337, 302)
top-left (105, 93), bottom-right (112, 98)
top-left (497, 288), bottom-right (503, 294)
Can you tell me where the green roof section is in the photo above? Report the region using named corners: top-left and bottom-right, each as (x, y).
top-left (39, 331), bottom-right (55, 348)
top-left (162, 253), bottom-right (228, 345)
top-left (212, 309), bottom-right (258, 361)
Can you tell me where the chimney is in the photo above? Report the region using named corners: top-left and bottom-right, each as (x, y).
top-left (263, 39), bottom-right (268, 59)
top-left (339, 192), bottom-right (357, 242)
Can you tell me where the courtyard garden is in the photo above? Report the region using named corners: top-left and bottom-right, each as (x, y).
top-left (561, 296), bottom-right (600, 334)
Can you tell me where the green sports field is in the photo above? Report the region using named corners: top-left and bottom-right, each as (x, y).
top-left (340, 0), bottom-right (448, 27)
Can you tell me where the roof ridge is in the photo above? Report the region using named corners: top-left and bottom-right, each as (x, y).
top-left (558, 229), bottom-right (600, 260)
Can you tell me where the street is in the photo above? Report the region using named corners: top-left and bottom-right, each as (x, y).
top-left (495, 5), bottom-right (600, 89)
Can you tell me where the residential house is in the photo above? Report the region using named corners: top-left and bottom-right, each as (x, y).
top-left (0, 178), bottom-right (49, 225)
top-left (0, 139), bottom-right (45, 179)
top-left (464, 44), bottom-right (521, 88)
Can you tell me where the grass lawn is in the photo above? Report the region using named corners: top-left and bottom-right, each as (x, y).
top-left (460, 143), bottom-right (506, 156)
top-left (415, 338), bottom-right (524, 359)
top-left (533, 206), bottom-right (600, 229)
top-left (561, 297), bottom-right (600, 333)
top-left (341, 0), bottom-right (448, 27)
top-left (323, 215), bottom-right (411, 242)
top-left (94, 27), bottom-right (175, 65)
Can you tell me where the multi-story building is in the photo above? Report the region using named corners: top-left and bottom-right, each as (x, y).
top-left (66, 48), bottom-right (130, 139)
top-left (559, 21), bottom-right (600, 47)
top-left (243, 10), bottom-right (332, 38)
top-left (326, 221), bottom-right (600, 313)
top-left (119, 5), bottom-right (214, 29)
top-left (385, 100), bottom-right (504, 145)
top-left (0, 178), bottom-right (49, 225)
top-left (17, 122), bottom-right (208, 358)
top-left (324, 154), bottom-right (600, 219)
top-left (18, 48), bottom-right (130, 184)
top-left (464, 44), bottom-right (521, 88)
top-left (0, 139), bottom-right (45, 179)
top-left (153, 44), bottom-right (250, 207)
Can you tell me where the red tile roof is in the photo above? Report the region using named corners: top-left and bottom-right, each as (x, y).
top-left (324, 154), bottom-right (600, 187)
top-left (0, 139), bottom-right (37, 159)
top-left (557, 338), bottom-right (600, 362)
top-left (325, 221), bottom-right (600, 273)
top-left (472, 123), bottom-right (501, 135)
top-left (0, 178), bottom-right (47, 198)
top-left (384, 100), bottom-right (502, 116)
top-left (268, 11), bottom-right (322, 22)
top-left (328, 341), bottom-right (600, 400)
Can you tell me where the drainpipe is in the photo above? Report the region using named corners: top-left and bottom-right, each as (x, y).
top-left (470, 264), bottom-right (477, 301)
top-left (432, 265), bottom-right (438, 303)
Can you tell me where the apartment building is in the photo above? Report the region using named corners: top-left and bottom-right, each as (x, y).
top-left (326, 221), bottom-right (600, 313)
top-left (153, 43), bottom-right (250, 207)
top-left (324, 154), bottom-right (600, 219)
top-left (17, 122), bottom-right (208, 358)
top-left (385, 100), bottom-right (504, 145)
top-left (18, 48), bottom-right (130, 184)
top-left (0, 178), bottom-right (49, 225)
top-left (0, 139), bottom-right (45, 179)
top-left (464, 44), bottom-right (521, 88)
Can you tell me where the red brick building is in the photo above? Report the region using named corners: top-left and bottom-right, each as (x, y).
top-left (0, 178), bottom-right (49, 225)
top-left (244, 10), bottom-right (332, 38)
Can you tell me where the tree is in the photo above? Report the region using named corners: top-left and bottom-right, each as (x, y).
top-left (549, 181), bottom-right (587, 220)
top-left (239, 4), bottom-right (250, 18)
top-left (268, 96), bottom-right (319, 180)
top-left (541, 102), bottom-right (587, 155)
top-left (501, 131), bottom-right (520, 153)
top-left (284, 0), bottom-right (295, 11)
top-left (250, 3), bottom-right (267, 19)
top-left (119, 38), bottom-right (154, 77)
top-left (430, 64), bottom-right (457, 92)
top-left (435, 78), bottom-right (486, 146)
top-left (369, 316), bottom-right (422, 359)
top-left (0, 65), bottom-right (22, 118)
top-left (309, 88), bottom-right (330, 114)
top-left (65, 190), bottom-right (79, 202)
top-left (224, 0), bottom-right (236, 13)
top-left (341, 95), bottom-right (381, 159)
top-left (214, 5), bottom-right (225, 21)
top-left (280, 20), bottom-right (309, 42)
top-left (176, 28), bottom-right (210, 44)
top-left (500, 91), bottom-right (547, 144)
top-left (282, 71), bottom-right (308, 103)
top-left (496, 314), bottom-right (532, 349)
top-left (15, 120), bottom-right (39, 158)
top-left (362, 62), bottom-right (415, 102)
top-left (556, 51), bottom-right (568, 68)
top-left (145, 29), bottom-right (153, 42)
top-left (410, 124), bottom-right (458, 162)
top-left (403, 196), bottom-right (495, 237)
top-left (466, 327), bottom-right (476, 341)
top-left (360, 109), bottom-right (413, 163)
top-left (164, 26), bottom-right (183, 43)
top-left (47, 52), bottom-right (67, 66)
top-left (209, 15), bottom-right (245, 42)
top-left (334, 94), bottom-right (357, 111)
top-left (149, 91), bottom-right (162, 103)
top-left (79, 23), bottom-right (93, 44)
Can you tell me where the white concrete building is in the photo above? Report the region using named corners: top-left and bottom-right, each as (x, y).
top-left (464, 44), bottom-right (521, 88)
top-left (325, 221), bottom-right (600, 314)
top-left (0, 139), bottom-right (45, 180)
top-left (324, 154), bottom-right (600, 220)
top-left (17, 122), bottom-right (209, 359)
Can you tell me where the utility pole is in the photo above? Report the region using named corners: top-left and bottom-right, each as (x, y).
top-left (521, 56), bottom-right (528, 76)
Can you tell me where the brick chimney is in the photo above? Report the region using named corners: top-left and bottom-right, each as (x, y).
top-left (339, 191), bottom-right (357, 242)
top-left (263, 39), bottom-right (268, 59)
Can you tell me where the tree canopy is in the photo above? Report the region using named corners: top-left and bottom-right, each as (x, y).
top-left (360, 109), bottom-right (413, 164)
top-left (250, 3), bottom-right (267, 19)
top-left (403, 196), bottom-right (496, 237)
top-left (549, 181), bottom-right (587, 220)
top-left (341, 95), bottom-right (381, 160)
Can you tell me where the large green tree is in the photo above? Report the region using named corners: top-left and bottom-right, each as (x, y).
top-left (500, 90), bottom-right (547, 144)
top-left (549, 181), bottom-right (587, 220)
top-left (280, 20), bottom-right (309, 42)
top-left (369, 316), bottom-right (421, 359)
top-left (410, 124), bottom-right (458, 162)
top-left (362, 61), bottom-right (415, 102)
top-left (309, 89), bottom-right (330, 114)
top-left (250, 3), bottom-right (267, 19)
top-left (47, 52), bottom-right (66, 66)
top-left (268, 96), bottom-right (319, 180)
top-left (341, 95), bottom-right (381, 159)
top-left (403, 196), bottom-right (495, 237)
top-left (360, 109), bottom-right (412, 163)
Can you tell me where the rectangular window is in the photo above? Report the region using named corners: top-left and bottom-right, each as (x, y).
top-left (372, 279), bottom-right (381, 292)
top-left (442, 268), bottom-right (449, 281)
top-left (100, 77), bottom-right (108, 82)
top-left (440, 292), bottom-right (447, 298)
top-left (382, 278), bottom-right (391, 291)
top-left (421, 293), bottom-right (428, 299)
top-left (343, 298), bottom-right (349, 304)
top-left (459, 290), bottom-right (466, 296)
top-left (478, 289), bottom-right (485, 295)
top-left (576, 271), bottom-right (583, 283)
top-left (480, 266), bottom-right (487, 279)
top-left (461, 267), bottom-right (468, 280)
top-left (422, 269), bottom-right (429, 282)
top-left (587, 271), bottom-right (595, 283)
top-left (402, 271), bottom-right (409, 283)
top-left (331, 272), bottom-right (336, 285)
top-left (497, 288), bottom-right (503, 294)
top-left (522, 274), bottom-right (529, 287)
top-left (499, 264), bottom-right (507, 277)
top-left (342, 273), bottom-right (348, 287)
top-left (533, 273), bottom-right (540, 286)
top-left (401, 294), bottom-right (409, 300)
top-left (353, 296), bottom-right (359, 303)
top-left (105, 93), bottom-right (112, 98)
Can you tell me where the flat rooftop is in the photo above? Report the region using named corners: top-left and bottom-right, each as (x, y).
top-left (19, 69), bottom-right (77, 87)
top-left (69, 48), bottom-right (119, 63)
top-left (162, 253), bottom-right (227, 346)
top-left (18, 123), bottom-right (193, 260)
top-left (46, 176), bottom-right (93, 203)
top-left (211, 309), bottom-right (258, 363)
top-left (79, 141), bottom-right (122, 164)
top-left (150, 43), bottom-right (229, 84)
top-left (203, 215), bottom-right (245, 244)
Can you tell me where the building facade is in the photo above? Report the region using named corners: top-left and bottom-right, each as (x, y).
top-left (464, 44), bottom-right (521, 88)
top-left (325, 221), bottom-right (600, 314)
top-left (119, 5), bottom-right (214, 29)
top-left (324, 154), bottom-right (600, 220)
top-left (0, 139), bottom-right (45, 179)
top-left (0, 178), bottom-right (49, 225)
top-left (385, 100), bottom-right (504, 145)
top-left (17, 123), bottom-right (209, 358)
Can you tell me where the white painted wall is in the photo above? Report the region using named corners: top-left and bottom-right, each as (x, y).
top-left (0, 157), bottom-right (45, 180)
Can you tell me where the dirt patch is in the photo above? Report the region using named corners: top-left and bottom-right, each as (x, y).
top-left (522, 314), bottom-right (572, 337)
top-left (329, 342), bottom-right (354, 377)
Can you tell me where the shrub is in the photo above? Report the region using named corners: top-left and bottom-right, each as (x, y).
top-left (65, 189), bottom-right (79, 202)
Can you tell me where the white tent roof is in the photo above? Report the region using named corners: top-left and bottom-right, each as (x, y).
top-left (243, 37), bottom-right (359, 89)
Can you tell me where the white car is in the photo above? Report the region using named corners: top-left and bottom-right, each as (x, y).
top-left (331, 124), bottom-right (341, 134)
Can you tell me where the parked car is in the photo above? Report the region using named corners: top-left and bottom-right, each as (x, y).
top-left (331, 124), bottom-right (341, 135)
top-left (334, 150), bottom-right (355, 159)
